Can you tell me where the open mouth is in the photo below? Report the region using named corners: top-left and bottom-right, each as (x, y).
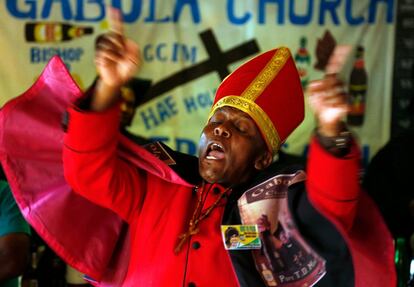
top-left (206, 142), bottom-right (225, 160)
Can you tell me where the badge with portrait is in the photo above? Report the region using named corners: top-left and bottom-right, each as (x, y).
top-left (238, 171), bottom-right (326, 287)
top-left (221, 224), bottom-right (261, 250)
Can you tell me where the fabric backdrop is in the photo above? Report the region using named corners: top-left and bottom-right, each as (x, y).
top-left (0, 0), bottom-right (396, 165)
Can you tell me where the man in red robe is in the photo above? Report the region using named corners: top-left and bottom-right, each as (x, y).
top-left (0, 9), bottom-right (395, 287)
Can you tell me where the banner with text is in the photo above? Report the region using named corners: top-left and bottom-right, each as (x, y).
top-left (0, 0), bottom-right (396, 164)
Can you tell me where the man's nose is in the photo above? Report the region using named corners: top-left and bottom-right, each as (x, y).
top-left (213, 125), bottom-right (231, 138)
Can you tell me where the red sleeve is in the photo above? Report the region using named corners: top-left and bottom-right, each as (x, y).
top-left (306, 137), bottom-right (361, 231)
top-left (63, 104), bottom-right (146, 223)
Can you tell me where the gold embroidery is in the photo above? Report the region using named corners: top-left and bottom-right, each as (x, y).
top-left (207, 96), bottom-right (281, 154)
top-left (241, 47), bottom-right (291, 101)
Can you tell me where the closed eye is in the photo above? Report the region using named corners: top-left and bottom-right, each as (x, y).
top-left (236, 125), bottom-right (247, 133)
top-left (234, 120), bottom-right (252, 134)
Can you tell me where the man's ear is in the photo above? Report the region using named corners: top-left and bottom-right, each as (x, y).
top-left (254, 150), bottom-right (273, 171)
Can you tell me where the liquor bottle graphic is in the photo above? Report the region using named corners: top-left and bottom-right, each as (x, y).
top-left (347, 46), bottom-right (368, 126)
top-left (25, 22), bottom-right (93, 43)
top-left (294, 37), bottom-right (311, 87)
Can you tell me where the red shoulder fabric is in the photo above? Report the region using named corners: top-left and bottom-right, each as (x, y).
top-left (306, 137), bottom-right (396, 287)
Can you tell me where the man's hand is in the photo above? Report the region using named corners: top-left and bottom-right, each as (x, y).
top-left (307, 74), bottom-right (348, 137)
top-left (91, 8), bottom-right (141, 111)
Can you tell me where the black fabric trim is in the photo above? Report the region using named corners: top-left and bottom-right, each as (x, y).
top-left (146, 142), bottom-right (201, 185)
top-left (289, 183), bottom-right (355, 287)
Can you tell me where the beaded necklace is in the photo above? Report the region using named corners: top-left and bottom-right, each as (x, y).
top-left (174, 182), bottom-right (231, 254)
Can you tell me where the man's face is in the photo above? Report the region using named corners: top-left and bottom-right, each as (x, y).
top-left (198, 106), bottom-right (271, 187)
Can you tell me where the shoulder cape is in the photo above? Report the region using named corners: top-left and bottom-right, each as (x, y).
top-left (0, 56), bottom-right (191, 286)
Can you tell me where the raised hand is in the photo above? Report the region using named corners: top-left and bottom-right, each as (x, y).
top-left (307, 74), bottom-right (348, 137)
top-left (95, 8), bottom-right (140, 88)
top-left (91, 7), bottom-right (141, 111)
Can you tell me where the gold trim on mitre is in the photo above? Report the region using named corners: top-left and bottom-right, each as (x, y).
top-left (240, 47), bottom-right (291, 102)
top-left (208, 47), bottom-right (291, 155)
top-left (208, 96), bottom-right (281, 155)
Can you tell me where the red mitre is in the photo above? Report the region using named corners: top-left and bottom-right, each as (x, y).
top-left (208, 47), bottom-right (304, 156)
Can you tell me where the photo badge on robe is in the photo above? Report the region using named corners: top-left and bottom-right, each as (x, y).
top-left (238, 171), bottom-right (326, 287)
top-left (221, 224), bottom-right (261, 250)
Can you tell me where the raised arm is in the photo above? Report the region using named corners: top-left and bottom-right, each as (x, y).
top-left (306, 75), bottom-right (360, 231)
top-left (63, 8), bottom-right (145, 223)
top-left (91, 8), bottom-right (140, 112)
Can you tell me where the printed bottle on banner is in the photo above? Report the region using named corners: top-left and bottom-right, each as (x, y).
top-left (347, 46), bottom-right (368, 126)
top-left (294, 37), bottom-right (311, 88)
top-left (25, 22), bottom-right (94, 43)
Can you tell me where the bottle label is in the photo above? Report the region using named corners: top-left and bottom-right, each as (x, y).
top-left (34, 23), bottom-right (62, 42)
top-left (68, 27), bottom-right (82, 38)
top-left (348, 84), bottom-right (367, 116)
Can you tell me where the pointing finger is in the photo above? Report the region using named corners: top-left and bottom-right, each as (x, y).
top-left (108, 6), bottom-right (124, 36)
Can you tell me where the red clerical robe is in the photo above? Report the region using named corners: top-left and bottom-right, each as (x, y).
top-left (0, 56), bottom-right (396, 287)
